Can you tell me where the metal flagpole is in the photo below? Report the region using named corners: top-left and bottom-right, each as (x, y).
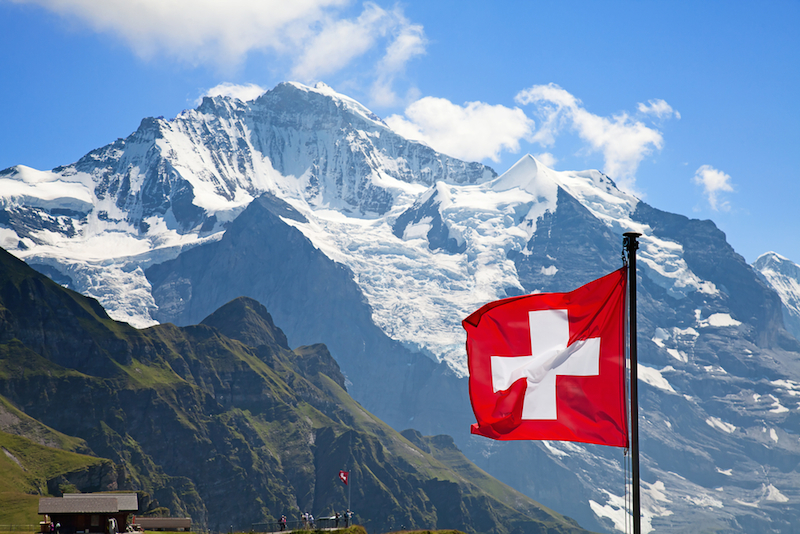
top-left (348, 432), bottom-right (352, 519)
top-left (623, 232), bottom-right (642, 534)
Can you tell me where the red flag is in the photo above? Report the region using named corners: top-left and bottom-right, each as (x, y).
top-left (338, 470), bottom-right (349, 485)
top-left (463, 268), bottom-right (628, 447)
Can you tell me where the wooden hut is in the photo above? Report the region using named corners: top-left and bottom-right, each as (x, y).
top-left (38, 493), bottom-right (138, 534)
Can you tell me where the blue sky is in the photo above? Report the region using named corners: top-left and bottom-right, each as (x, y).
top-left (1, 0), bottom-right (798, 264)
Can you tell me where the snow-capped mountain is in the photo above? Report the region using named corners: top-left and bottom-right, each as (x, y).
top-left (754, 252), bottom-right (800, 341)
top-left (0, 81), bottom-right (492, 328)
top-left (3, 81), bottom-right (800, 533)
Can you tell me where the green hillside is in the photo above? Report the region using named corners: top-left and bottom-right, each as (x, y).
top-left (0, 428), bottom-right (111, 524)
top-left (0, 247), bottom-right (592, 534)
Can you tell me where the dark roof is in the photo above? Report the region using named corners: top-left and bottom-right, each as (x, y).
top-left (63, 493), bottom-right (138, 511)
top-left (39, 497), bottom-right (119, 514)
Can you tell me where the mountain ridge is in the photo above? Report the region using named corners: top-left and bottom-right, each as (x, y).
top-left (0, 246), bottom-right (588, 534)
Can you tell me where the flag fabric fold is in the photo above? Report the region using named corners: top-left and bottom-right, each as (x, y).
top-left (463, 268), bottom-right (628, 447)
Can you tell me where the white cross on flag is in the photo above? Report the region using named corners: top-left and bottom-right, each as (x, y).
top-left (463, 268), bottom-right (628, 447)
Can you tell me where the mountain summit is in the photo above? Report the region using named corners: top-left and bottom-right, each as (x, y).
top-left (3, 82), bottom-right (800, 532)
top-left (754, 251), bottom-right (800, 341)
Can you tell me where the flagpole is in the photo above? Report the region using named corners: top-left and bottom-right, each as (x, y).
top-left (623, 232), bottom-right (642, 534)
top-left (348, 432), bottom-right (352, 516)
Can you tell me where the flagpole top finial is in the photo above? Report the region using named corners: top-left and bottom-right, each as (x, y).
top-left (623, 232), bottom-right (641, 255)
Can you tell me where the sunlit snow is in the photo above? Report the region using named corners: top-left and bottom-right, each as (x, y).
top-left (589, 480), bottom-right (673, 534)
top-left (698, 313), bottom-right (742, 328)
top-left (638, 364), bottom-right (676, 393)
top-left (706, 417), bottom-right (737, 434)
top-left (765, 483), bottom-right (789, 503)
top-left (0, 166), bottom-right (93, 212)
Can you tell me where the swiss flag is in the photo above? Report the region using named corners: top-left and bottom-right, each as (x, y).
top-left (338, 470), bottom-right (349, 485)
top-left (463, 268), bottom-right (628, 447)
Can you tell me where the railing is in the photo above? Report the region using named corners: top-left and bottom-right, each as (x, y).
top-left (251, 516), bottom-right (353, 532)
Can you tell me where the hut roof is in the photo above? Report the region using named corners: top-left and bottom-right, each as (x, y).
top-left (39, 497), bottom-right (119, 514)
top-left (63, 493), bottom-right (138, 511)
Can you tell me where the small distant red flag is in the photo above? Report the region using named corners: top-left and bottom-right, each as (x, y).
top-left (463, 268), bottom-right (628, 447)
top-left (338, 470), bottom-right (349, 485)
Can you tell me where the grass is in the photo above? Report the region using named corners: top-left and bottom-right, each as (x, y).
top-left (0, 431), bottom-right (109, 526)
top-left (0, 491), bottom-right (42, 527)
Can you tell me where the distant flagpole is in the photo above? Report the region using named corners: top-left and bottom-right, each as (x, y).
top-left (348, 432), bottom-right (352, 514)
top-left (623, 232), bottom-right (642, 534)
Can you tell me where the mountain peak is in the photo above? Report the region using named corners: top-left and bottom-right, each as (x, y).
top-left (491, 154), bottom-right (558, 199)
top-left (755, 251), bottom-right (792, 268)
top-left (267, 81), bottom-right (386, 127)
top-left (200, 296), bottom-right (290, 351)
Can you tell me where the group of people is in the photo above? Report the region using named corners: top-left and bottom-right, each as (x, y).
top-left (274, 509), bottom-right (353, 531)
top-left (338, 510), bottom-right (353, 528)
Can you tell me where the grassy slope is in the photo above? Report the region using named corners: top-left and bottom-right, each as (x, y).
top-left (0, 396), bottom-right (90, 454)
top-left (0, 430), bottom-right (108, 524)
top-left (313, 374), bottom-right (586, 532)
top-left (0, 393), bottom-right (107, 524)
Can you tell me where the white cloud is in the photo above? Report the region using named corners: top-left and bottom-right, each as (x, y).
top-left (379, 19), bottom-right (426, 73)
top-left (515, 83), bottom-right (675, 191)
top-left (200, 83), bottom-right (266, 103)
top-left (13, 0), bottom-right (426, 104)
top-left (534, 152), bottom-right (558, 168)
top-left (291, 3), bottom-right (390, 81)
top-left (514, 83), bottom-right (579, 147)
top-left (385, 97), bottom-right (534, 162)
top-left (370, 18), bottom-right (427, 106)
top-left (638, 99), bottom-right (681, 120)
top-left (13, 0), bottom-right (347, 65)
top-left (693, 165), bottom-right (734, 211)
top-left (288, 3), bottom-right (426, 106)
